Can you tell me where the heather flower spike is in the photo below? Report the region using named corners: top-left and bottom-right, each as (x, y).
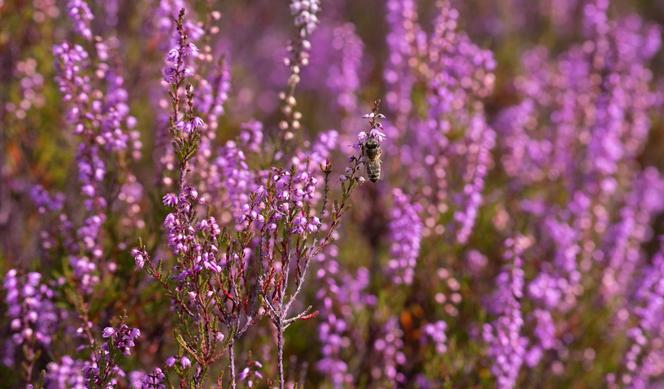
top-left (279, 0), bottom-right (322, 141)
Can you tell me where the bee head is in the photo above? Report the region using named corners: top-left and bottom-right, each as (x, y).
top-left (364, 138), bottom-right (380, 149)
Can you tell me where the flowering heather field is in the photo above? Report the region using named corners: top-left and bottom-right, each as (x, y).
top-left (2, 0), bottom-right (664, 388)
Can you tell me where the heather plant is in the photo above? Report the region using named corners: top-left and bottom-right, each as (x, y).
top-left (1, 0), bottom-right (664, 388)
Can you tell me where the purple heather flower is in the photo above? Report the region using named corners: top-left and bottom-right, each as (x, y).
top-left (453, 116), bottom-right (496, 244)
top-left (29, 185), bottom-right (65, 214)
top-left (525, 309), bottom-right (557, 368)
top-left (356, 125), bottom-right (387, 148)
top-left (290, 0), bottom-right (321, 36)
top-left (129, 370), bottom-right (147, 388)
top-left (602, 168), bottom-right (664, 299)
top-left (7, 58), bottom-right (47, 120)
top-left (610, 238), bottom-right (664, 386)
top-left (3, 269), bottom-right (58, 350)
top-left (371, 317), bottom-right (406, 384)
top-left (239, 120), bottom-right (264, 153)
top-left (175, 116), bottom-right (206, 134)
top-left (305, 22), bottom-right (364, 113)
top-left (45, 356), bottom-right (87, 389)
top-left (162, 26), bottom-right (199, 86)
top-left (165, 356), bottom-right (176, 368)
top-left (103, 324), bottom-right (140, 356)
top-left (382, 0), bottom-right (496, 242)
top-left (162, 193), bottom-right (178, 207)
top-left (467, 250), bottom-right (488, 275)
top-left (212, 140), bottom-right (256, 223)
top-left (387, 188), bottom-right (423, 285)
top-left (532, 218), bottom-right (581, 312)
top-left (196, 58), bottom-right (231, 131)
top-left (52, 25), bottom-right (143, 295)
top-left (315, 236), bottom-right (374, 387)
top-left (239, 359), bottom-right (264, 388)
top-left (180, 356), bottom-right (191, 369)
top-left (423, 320), bottom-right (448, 354)
top-left (67, 0), bottom-right (93, 40)
top-left (483, 237), bottom-right (529, 389)
top-left (384, 0), bottom-right (418, 125)
top-left (140, 368), bottom-right (166, 389)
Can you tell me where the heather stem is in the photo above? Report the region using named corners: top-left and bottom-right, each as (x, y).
top-left (22, 338), bottom-right (36, 384)
top-left (229, 342), bottom-right (237, 389)
top-left (277, 319), bottom-right (285, 389)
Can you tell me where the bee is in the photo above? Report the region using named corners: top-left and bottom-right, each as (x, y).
top-left (362, 137), bottom-right (382, 183)
top-left (360, 99), bottom-right (385, 183)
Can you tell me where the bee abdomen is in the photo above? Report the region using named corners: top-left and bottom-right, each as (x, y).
top-left (366, 160), bottom-right (381, 182)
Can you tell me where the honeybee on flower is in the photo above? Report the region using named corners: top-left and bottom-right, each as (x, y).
top-left (357, 101), bottom-right (387, 183)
